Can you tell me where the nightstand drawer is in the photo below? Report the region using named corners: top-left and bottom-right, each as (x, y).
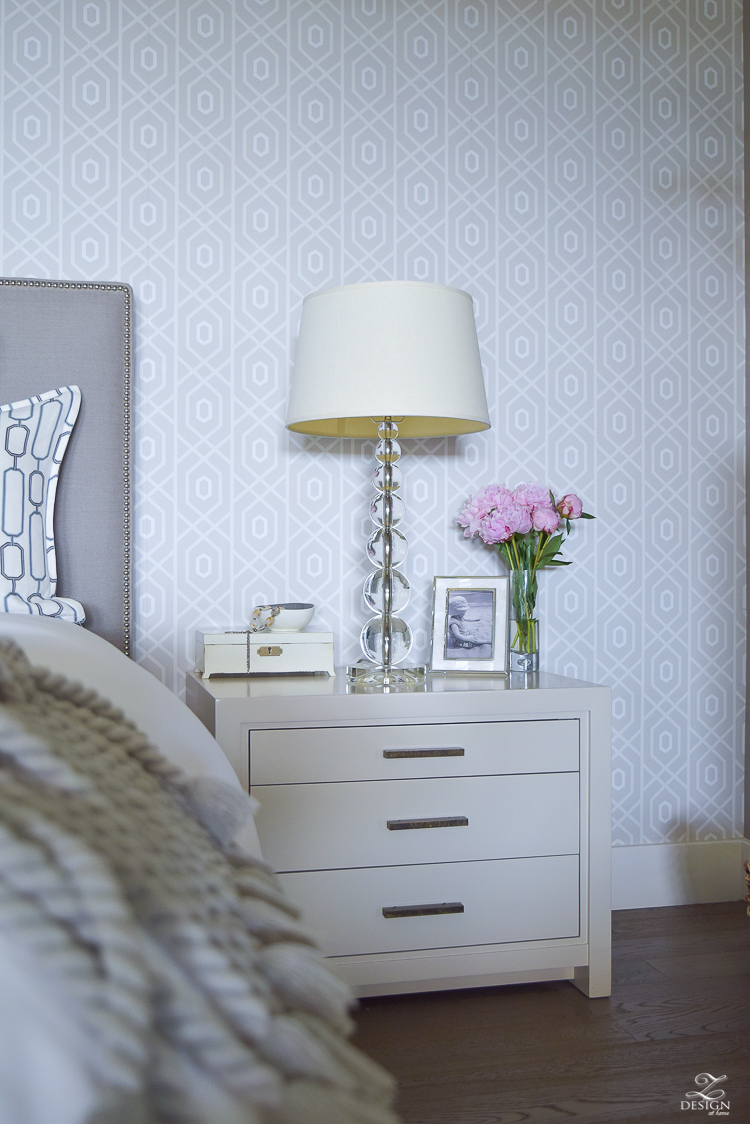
top-left (280, 853), bottom-right (580, 956)
top-left (250, 719), bottom-right (579, 784)
top-left (254, 772), bottom-right (579, 871)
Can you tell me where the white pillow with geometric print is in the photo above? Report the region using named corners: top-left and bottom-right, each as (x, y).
top-left (0, 386), bottom-right (85, 623)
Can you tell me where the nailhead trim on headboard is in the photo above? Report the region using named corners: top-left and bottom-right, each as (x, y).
top-left (0, 279), bottom-right (132, 657)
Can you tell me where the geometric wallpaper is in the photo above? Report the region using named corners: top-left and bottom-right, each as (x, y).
top-left (0, 0), bottom-right (744, 846)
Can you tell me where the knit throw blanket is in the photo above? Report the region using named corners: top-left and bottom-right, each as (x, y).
top-left (0, 640), bottom-right (397, 1124)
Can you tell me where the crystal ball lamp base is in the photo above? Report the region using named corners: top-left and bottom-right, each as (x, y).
top-left (347, 418), bottom-right (426, 687)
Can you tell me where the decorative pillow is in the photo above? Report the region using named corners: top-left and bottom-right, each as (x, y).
top-left (0, 386), bottom-right (84, 623)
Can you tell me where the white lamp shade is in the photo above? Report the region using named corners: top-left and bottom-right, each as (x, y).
top-left (286, 281), bottom-right (490, 438)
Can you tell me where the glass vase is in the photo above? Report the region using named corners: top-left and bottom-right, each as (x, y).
top-left (509, 567), bottom-right (539, 673)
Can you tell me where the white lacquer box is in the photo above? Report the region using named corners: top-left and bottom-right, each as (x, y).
top-left (195, 628), bottom-right (335, 678)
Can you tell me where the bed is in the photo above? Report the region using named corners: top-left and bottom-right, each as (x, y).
top-left (0, 279), bottom-right (397, 1124)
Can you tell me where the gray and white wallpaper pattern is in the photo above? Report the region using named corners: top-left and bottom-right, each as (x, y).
top-left (0, 0), bottom-right (744, 846)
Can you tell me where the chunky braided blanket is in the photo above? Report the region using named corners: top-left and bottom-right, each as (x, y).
top-left (0, 639), bottom-right (397, 1124)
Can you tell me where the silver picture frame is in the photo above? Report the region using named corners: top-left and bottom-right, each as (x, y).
top-left (429, 575), bottom-right (510, 674)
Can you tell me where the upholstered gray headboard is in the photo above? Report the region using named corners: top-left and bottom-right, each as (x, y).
top-left (0, 279), bottom-right (132, 654)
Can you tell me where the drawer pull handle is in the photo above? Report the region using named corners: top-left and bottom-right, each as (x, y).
top-left (387, 816), bottom-right (468, 831)
top-left (383, 747), bottom-right (464, 759)
top-left (382, 901), bottom-right (464, 919)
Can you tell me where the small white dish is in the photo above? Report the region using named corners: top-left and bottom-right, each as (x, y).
top-left (269, 603), bottom-right (315, 631)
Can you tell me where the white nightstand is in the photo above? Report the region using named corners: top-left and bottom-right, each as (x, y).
top-left (186, 669), bottom-right (611, 999)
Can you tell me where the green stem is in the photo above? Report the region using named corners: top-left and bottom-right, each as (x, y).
top-left (510, 537), bottom-right (533, 624)
top-left (533, 531), bottom-right (546, 571)
top-left (499, 538), bottom-right (541, 656)
top-left (511, 617), bottom-right (537, 655)
top-left (508, 556), bottom-right (538, 656)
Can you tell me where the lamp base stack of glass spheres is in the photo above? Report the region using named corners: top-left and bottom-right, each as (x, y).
top-left (347, 418), bottom-right (427, 687)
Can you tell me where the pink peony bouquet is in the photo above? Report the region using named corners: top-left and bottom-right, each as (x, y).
top-left (457, 482), bottom-right (592, 572)
top-left (458, 483), bottom-right (593, 661)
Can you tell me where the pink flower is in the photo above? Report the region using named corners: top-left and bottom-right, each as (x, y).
top-left (456, 497), bottom-right (487, 537)
top-left (557, 493), bottom-right (583, 519)
top-left (478, 483), bottom-right (514, 511)
top-left (513, 483), bottom-right (554, 510)
top-left (457, 484), bottom-right (514, 537)
top-left (532, 506), bottom-right (560, 533)
top-left (478, 497), bottom-right (532, 543)
top-left (507, 500), bottom-right (533, 535)
top-left (479, 511), bottom-right (514, 544)
top-left (477, 515), bottom-right (505, 544)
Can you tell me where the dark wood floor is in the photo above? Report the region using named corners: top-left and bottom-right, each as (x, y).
top-left (352, 903), bottom-right (750, 1124)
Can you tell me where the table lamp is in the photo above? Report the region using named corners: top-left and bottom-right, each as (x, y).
top-left (287, 280), bottom-right (490, 686)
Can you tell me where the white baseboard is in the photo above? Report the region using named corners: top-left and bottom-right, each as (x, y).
top-left (612, 839), bottom-right (750, 910)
